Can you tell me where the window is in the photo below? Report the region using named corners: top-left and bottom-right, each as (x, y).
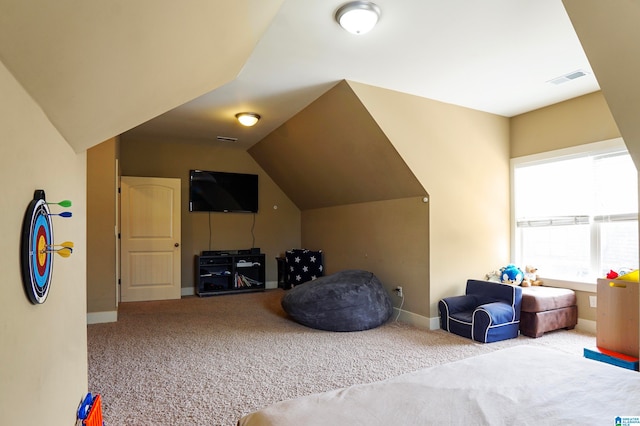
top-left (512, 139), bottom-right (638, 283)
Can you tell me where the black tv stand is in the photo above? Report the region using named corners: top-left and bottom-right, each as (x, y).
top-left (195, 250), bottom-right (265, 296)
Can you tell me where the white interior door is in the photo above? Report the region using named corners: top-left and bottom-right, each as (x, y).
top-left (121, 176), bottom-right (181, 302)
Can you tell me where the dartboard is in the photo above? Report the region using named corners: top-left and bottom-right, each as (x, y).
top-left (20, 190), bottom-right (54, 304)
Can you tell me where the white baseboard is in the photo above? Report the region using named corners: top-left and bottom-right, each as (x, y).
top-left (430, 316), bottom-right (441, 330)
top-left (395, 310), bottom-right (596, 335)
top-left (576, 318), bottom-right (596, 334)
top-left (87, 311), bottom-right (118, 324)
top-left (392, 308), bottom-right (435, 330)
top-left (265, 280), bottom-right (278, 290)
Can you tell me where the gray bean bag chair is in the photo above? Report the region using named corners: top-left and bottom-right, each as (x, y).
top-left (281, 269), bottom-right (393, 332)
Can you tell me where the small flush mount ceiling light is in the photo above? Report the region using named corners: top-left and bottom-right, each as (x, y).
top-left (335, 1), bottom-right (381, 35)
top-left (235, 112), bottom-right (260, 127)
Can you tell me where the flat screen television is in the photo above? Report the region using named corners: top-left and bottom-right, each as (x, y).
top-left (189, 170), bottom-right (258, 213)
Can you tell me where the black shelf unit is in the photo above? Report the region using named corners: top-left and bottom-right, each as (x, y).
top-left (195, 252), bottom-right (265, 296)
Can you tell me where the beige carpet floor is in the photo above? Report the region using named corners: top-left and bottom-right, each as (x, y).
top-left (87, 289), bottom-right (596, 426)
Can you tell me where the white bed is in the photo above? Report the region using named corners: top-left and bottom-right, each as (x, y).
top-left (238, 345), bottom-right (640, 426)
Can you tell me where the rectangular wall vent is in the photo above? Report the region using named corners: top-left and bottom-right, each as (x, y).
top-left (216, 136), bottom-right (238, 142)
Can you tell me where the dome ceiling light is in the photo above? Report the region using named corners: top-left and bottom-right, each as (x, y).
top-left (235, 112), bottom-right (261, 127)
top-left (335, 1), bottom-right (381, 35)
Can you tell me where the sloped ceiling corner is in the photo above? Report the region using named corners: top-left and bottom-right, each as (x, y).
top-left (562, 0), bottom-right (640, 167)
top-left (0, 0), bottom-right (284, 153)
top-left (248, 80), bottom-right (426, 210)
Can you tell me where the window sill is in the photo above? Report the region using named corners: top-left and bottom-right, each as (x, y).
top-left (539, 277), bottom-right (597, 293)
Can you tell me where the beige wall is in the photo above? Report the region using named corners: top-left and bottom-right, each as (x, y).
top-left (253, 80), bottom-right (514, 321)
top-left (562, 1), bottom-right (640, 168)
top-left (115, 88), bottom-right (620, 326)
top-left (0, 1), bottom-right (285, 152)
top-left (87, 138), bottom-right (119, 313)
top-left (302, 197), bottom-right (429, 317)
top-left (249, 81), bottom-right (426, 210)
top-left (250, 81), bottom-right (430, 320)
top-left (0, 62), bottom-right (87, 425)
top-left (510, 91), bottom-right (620, 158)
top-left (96, 87), bottom-right (623, 327)
top-left (511, 91), bottom-right (622, 323)
top-left (563, 0), bottom-right (640, 359)
top-left (119, 136), bottom-right (301, 289)
top-left (350, 82), bottom-right (511, 317)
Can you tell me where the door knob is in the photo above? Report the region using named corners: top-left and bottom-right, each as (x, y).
top-left (174, 243), bottom-right (180, 247)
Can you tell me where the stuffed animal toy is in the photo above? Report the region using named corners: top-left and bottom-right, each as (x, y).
top-left (500, 264), bottom-right (524, 286)
top-left (606, 269), bottom-right (619, 279)
top-left (522, 265), bottom-right (543, 286)
top-left (484, 270), bottom-right (502, 282)
top-left (606, 268), bottom-right (633, 279)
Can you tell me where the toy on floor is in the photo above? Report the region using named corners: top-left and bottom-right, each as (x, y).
top-left (77, 393), bottom-right (103, 426)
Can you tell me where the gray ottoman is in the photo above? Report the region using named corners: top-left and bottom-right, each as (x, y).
top-left (281, 269), bottom-right (393, 332)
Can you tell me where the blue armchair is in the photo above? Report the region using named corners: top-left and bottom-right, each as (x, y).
top-left (439, 279), bottom-right (522, 343)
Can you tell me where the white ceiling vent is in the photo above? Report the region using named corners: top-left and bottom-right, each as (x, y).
top-left (548, 69), bottom-right (589, 85)
top-left (216, 136), bottom-right (238, 142)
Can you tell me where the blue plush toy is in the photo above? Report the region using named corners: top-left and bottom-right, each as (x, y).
top-left (500, 264), bottom-right (524, 285)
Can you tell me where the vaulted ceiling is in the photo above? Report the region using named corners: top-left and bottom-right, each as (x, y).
top-left (0, 0), bottom-right (605, 153)
top-left (0, 0), bottom-right (284, 152)
top-left (249, 80), bottom-right (427, 210)
top-left (124, 0), bottom-right (600, 150)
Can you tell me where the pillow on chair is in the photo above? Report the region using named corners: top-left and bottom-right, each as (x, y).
top-left (285, 249), bottom-right (324, 288)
